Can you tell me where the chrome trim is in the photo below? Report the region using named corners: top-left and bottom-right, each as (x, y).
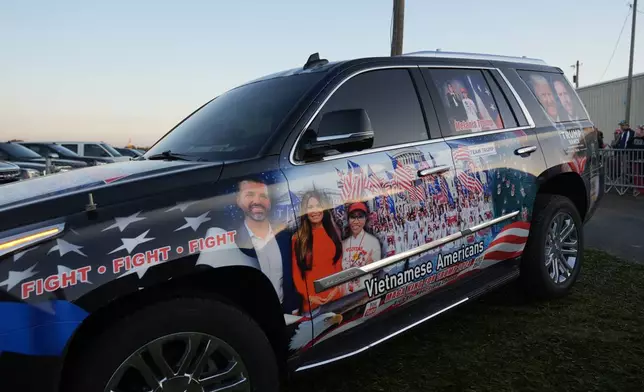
top-left (0, 222), bottom-right (65, 258)
top-left (320, 139), bottom-right (443, 162)
top-left (496, 69), bottom-right (536, 128)
top-left (313, 211), bottom-right (520, 293)
top-left (418, 165), bottom-right (450, 177)
top-left (515, 146), bottom-right (538, 155)
top-left (288, 65), bottom-right (538, 166)
top-left (317, 131), bottom-right (373, 142)
top-left (402, 50), bottom-right (547, 66)
top-left (295, 297), bottom-right (469, 372)
top-left (442, 126), bottom-right (532, 142)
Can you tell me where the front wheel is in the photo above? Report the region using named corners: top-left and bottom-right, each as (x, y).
top-left (520, 194), bottom-right (584, 299)
top-left (63, 297), bottom-right (281, 392)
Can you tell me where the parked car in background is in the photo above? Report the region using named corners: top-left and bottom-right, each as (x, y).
top-left (19, 142), bottom-right (115, 166)
top-left (0, 161), bottom-right (23, 184)
top-left (0, 142), bottom-right (84, 172)
top-left (54, 141), bottom-right (131, 162)
top-left (114, 147), bottom-right (143, 158)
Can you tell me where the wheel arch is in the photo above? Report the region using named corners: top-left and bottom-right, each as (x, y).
top-left (60, 265), bottom-right (288, 387)
top-left (536, 167), bottom-right (589, 220)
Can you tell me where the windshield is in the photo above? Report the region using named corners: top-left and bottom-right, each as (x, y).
top-left (101, 143), bottom-right (123, 157)
top-left (145, 73), bottom-right (323, 161)
top-left (0, 143), bottom-right (43, 159)
top-left (50, 143), bottom-right (80, 157)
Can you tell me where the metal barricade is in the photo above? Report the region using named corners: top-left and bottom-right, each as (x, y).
top-left (599, 148), bottom-right (644, 196)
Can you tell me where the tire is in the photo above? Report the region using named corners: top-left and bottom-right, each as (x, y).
top-left (520, 194), bottom-right (584, 300)
top-left (63, 297), bottom-right (280, 392)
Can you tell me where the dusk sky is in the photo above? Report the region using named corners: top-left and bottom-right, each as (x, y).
top-left (2, 0), bottom-right (642, 147)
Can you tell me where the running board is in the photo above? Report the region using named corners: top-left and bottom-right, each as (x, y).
top-left (292, 261), bottom-right (520, 372)
top-left (295, 297), bottom-right (469, 372)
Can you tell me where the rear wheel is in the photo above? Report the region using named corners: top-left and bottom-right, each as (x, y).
top-left (520, 194), bottom-right (583, 299)
top-left (64, 297), bottom-right (280, 392)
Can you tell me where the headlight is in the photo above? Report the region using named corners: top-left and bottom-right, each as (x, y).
top-left (95, 161), bottom-right (107, 166)
top-left (21, 169), bottom-right (43, 179)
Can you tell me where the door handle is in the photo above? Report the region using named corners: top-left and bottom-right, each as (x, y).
top-left (418, 165), bottom-right (450, 177)
top-left (515, 146), bottom-right (537, 156)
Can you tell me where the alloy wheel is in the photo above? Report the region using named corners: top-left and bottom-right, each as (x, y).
top-left (544, 211), bottom-right (579, 284)
top-left (105, 332), bottom-right (250, 392)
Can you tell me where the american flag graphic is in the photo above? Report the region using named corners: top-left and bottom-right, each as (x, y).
top-left (567, 155), bottom-right (587, 175)
top-left (409, 178), bottom-right (426, 201)
top-left (367, 165), bottom-right (384, 195)
top-left (457, 170), bottom-right (485, 194)
top-left (336, 161), bottom-right (367, 201)
top-left (475, 221), bottom-right (531, 269)
top-left (388, 154), bottom-right (415, 192)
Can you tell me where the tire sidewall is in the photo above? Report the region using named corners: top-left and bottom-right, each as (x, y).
top-left (65, 297), bottom-right (280, 392)
top-left (533, 196), bottom-right (584, 296)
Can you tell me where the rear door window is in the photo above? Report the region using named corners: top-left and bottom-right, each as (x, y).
top-left (517, 70), bottom-right (588, 123)
top-left (426, 69), bottom-right (515, 136)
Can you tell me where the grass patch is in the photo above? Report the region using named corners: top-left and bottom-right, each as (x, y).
top-left (289, 250), bottom-right (644, 392)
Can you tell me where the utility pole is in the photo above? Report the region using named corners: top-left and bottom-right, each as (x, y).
top-left (571, 60), bottom-right (581, 88)
top-left (625, 0), bottom-right (638, 123)
top-left (390, 0), bottom-right (405, 56)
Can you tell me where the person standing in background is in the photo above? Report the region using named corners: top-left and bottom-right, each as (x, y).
top-left (616, 121), bottom-right (635, 149)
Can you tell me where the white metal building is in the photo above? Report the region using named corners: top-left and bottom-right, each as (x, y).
top-left (576, 72), bottom-right (644, 133)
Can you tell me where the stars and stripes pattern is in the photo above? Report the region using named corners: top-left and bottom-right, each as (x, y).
top-left (367, 165), bottom-right (384, 195)
top-left (476, 221), bottom-right (531, 269)
top-left (457, 170), bottom-right (485, 194)
top-left (452, 146), bottom-right (485, 194)
top-left (388, 155), bottom-right (415, 192)
top-left (336, 160), bottom-right (367, 202)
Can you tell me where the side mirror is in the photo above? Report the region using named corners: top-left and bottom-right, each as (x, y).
top-left (301, 109), bottom-right (374, 160)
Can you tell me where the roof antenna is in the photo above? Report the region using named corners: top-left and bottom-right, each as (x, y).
top-left (303, 52), bottom-right (328, 70)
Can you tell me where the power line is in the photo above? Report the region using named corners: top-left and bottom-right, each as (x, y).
top-left (600, 8), bottom-right (632, 81)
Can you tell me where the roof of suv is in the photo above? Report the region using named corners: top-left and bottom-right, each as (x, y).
top-left (246, 50), bottom-right (559, 86)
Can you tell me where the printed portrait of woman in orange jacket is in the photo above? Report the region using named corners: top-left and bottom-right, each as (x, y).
top-left (292, 191), bottom-right (344, 312)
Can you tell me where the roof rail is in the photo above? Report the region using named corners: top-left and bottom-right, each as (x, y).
top-left (402, 50), bottom-right (547, 66)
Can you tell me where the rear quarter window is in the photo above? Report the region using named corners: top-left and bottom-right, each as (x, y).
top-left (517, 70), bottom-right (588, 123)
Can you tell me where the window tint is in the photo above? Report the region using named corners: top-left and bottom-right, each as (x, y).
top-left (146, 73), bottom-right (323, 161)
top-left (517, 70), bottom-right (588, 123)
top-left (50, 144), bottom-right (80, 156)
top-left (0, 143), bottom-right (42, 159)
top-left (23, 144), bottom-right (44, 155)
top-left (483, 71), bottom-right (519, 129)
top-left (62, 144), bottom-right (78, 153)
top-left (101, 143), bottom-right (123, 157)
top-left (430, 69), bottom-right (507, 135)
top-left (308, 69), bottom-right (429, 150)
top-left (85, 144), bottom-right (110, 157)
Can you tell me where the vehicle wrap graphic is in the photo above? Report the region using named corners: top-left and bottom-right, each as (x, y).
top-left (281, 129), bottom-right (541, 351)
top-left (0, 123), bottom-right (593, 359)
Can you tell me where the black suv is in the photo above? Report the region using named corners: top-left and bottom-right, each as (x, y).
top-left (19, 142), bottom-right (115, 166)
top-left (0, 142), bottom-right (87, 172)
top-left (0, 51), bottom-right (603, 392)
